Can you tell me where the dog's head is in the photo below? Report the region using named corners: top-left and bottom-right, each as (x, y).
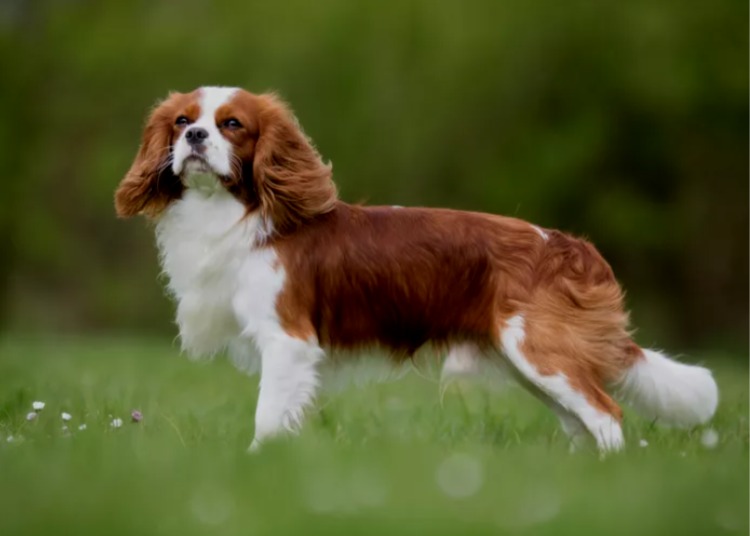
top-left (115, 87), bottom-right (337, 235)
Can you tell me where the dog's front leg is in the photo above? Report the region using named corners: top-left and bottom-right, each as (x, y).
top-left (249, 333), bottom-right (323, 451)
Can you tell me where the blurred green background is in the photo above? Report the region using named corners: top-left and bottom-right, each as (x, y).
top-left (0, 0), bottom-right (747, 355)
top-left (0, 4), bottom-right (747, 535)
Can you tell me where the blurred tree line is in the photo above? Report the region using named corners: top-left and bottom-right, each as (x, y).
top-left (0, 0), bottom-right (747, 354)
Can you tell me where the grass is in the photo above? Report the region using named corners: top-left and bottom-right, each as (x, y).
top-left (0, 335), bottom-right (747, 536)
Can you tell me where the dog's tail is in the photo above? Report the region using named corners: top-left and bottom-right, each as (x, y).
top-left (615, 347), bottom-right (718, 427)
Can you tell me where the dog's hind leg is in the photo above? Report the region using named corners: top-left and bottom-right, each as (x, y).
top-left (441, 342), bottom-right (484, 385)
top-left (498, 314), bottom-right (624, 452)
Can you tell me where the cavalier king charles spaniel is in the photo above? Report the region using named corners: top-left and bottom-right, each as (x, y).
top-left (115, 86), bottom-right (718, 452)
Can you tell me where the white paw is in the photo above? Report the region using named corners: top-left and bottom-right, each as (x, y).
top-left (595, 420), bottom-right (625, 454)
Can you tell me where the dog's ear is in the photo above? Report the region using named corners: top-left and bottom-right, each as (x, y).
top-left (252, 94), bottom-right (337, 235)
top-left (115, 95), bottom-right (183, 218)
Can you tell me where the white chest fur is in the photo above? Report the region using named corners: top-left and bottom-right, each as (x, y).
top-left (155, 189), bottom-right (284, 359)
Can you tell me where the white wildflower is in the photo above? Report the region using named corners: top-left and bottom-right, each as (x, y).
top-left (78, 424), bottom-right (87, 431)
top-left (32, 401), bottom-right (45, 411)
top-left (638, 439), bottom-right (648, 447)
top-left (111, 418), bottom-right (123, 428)
top-left (61, 412), bottom-right (72, 422)
top-left (26, 412), bottom-right (38, 421)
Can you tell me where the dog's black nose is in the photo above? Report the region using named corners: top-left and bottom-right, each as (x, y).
top-left (185, 127), bottom-right (209, 145)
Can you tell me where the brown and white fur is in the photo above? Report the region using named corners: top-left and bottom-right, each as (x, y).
top-left (115, 86), bottom-right (719, 452)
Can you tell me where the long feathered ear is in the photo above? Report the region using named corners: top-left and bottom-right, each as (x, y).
top-left (252, 94), bottom-right (337, 235)
top-left (114, 97), bottom-right (183, 218)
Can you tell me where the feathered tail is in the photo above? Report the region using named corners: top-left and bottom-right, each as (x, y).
top-left (616, 348), bottom-right (718, 427)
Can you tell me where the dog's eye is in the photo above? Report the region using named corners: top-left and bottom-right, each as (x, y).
top-left (175, 116), bottom-right (190, 126)
top-left (222, 118), bottom-right (242, 129)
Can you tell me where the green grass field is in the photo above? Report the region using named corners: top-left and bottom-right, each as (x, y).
top-left (0, 336), bottom-right (747, 535)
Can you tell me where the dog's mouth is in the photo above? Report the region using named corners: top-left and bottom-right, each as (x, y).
top-left (182, 154), bottom-right (211, 173)
top-left (179, 155), bottom-right (234, 191)
top-left (180, 155), bottom-right (219, 190)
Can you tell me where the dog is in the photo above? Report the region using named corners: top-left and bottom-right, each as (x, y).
top-left (115, 86), bottom-right (718, 451)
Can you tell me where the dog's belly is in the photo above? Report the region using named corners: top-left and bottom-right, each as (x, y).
top-left (313, 268), bottom-right (499, 355)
